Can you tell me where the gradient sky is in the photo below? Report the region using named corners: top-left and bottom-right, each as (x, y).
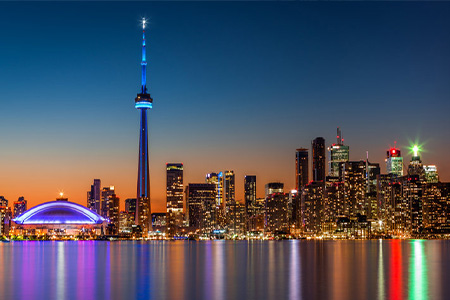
top-left (0, 2), bottom-right (449, 212)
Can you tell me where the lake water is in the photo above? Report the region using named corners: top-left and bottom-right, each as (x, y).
top-left (0, 240), bottom-right (449, 300)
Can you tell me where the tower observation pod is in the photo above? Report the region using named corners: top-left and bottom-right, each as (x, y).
top-left (135, 18), bottom-right (153, 233)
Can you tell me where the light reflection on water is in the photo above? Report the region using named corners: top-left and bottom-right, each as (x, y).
top-left (0, 240), bottom-right (449, 300)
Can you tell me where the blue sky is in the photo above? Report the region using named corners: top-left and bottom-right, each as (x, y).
top-left (0, 2), bottom-right (449, 210)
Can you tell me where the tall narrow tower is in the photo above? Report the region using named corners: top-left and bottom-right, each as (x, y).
top-left (312, 137), bottom-right (326, 182)
top-left (135, 18), bottom-right (153, 232)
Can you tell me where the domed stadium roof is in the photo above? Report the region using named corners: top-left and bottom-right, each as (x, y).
top-left (13, 201), bottom-right (105, 225)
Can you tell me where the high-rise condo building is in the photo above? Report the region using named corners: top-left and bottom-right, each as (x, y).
top-left (186, 183), bottom-right (216, 233)
top-left (386, 146), bottom-right (403, 177)
top-left (424, 165), bottom-right (439, 183)
top-left (265, 182), bottom-right (284, 198)
top-left (102, 186), bottom-right (120, 235)
top-left (295, 148), bottom-right (309, 190)
top-left (0, 206), bottom-right (12, 236)
top-left (125, 198), bottom-right (137, 216)
top-left (224, 171), bottom-right (236, 209)
top-left (244, 175), bottom-right (257, 217)
top-left (265, 192), bottom-right (290, 233)
top-left (301, 182), bottom-right (324, 235)
top-left (312, 137), bottom-right (326, 182)
top-left (14, 197), bottom-right (27, 218)
top-left (87, 179), bottom-right (101, 214)
top-left (206, 172), bottom-right (223, 207)
top-left (328, 128), bottom-right (349, 178)
top-left (342, 161), bottom-right (366, 217)
top-left (0, 196), bottom-right (8, 207)
top-left (408, 145), bottom-right (425, 177)
top-left (166, 163), bottom-right (184, 234)
top-left (423, 183), bottom-right (450, 232)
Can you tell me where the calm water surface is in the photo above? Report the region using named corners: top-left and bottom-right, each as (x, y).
top-left (0, 240), bottom-right (449, 300)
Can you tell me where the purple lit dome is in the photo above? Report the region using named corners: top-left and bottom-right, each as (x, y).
top-left (13, 201), bottom-right (105, 225)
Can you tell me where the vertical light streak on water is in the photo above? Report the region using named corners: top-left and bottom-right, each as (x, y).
top-left (409, 240), bottom-right (428, 300)
top-left (56, 242), bottom-right (65, 300)
top-left (289, 240), bottom-right (300, 299)
top-left (76, 242), bottom-right (84, 300)
top-left (390, 240), bottom-right (403, 300)
top-left (213, 241), bottom-right (225, 300)
top-left (129, 242), bottom-right (138, 300)
top-left (86, 241), bottom-right (96, 300)
top-left (268, 241), bottom-right (276, 299)
top-left (169, 243), bottom-right (185, 299)
top-left (203, 242), bottom-right (212, 299)
top-left (331, 241), bottom-right (349, 300)
top-left (357, 241), bottom-right (369, 299)
top-left (378, 240), bottom-right (385, 300)
top-left (150, 242), bottom-right (166, 299)
top-left (246, 242), bottom-right (255, 298)
top-left (22, 242), bottom-right (36, 300)
top-left (104, 243), bottom-right (111, 300)
top-left (426, 241), bottom-right (441, 299)
top-left (0, 245), bottom-right (5, 296)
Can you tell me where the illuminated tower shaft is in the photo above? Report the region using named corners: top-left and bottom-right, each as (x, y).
top-left (135, 19), bottom-right (153, 232)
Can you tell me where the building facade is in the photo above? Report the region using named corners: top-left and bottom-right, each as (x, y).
top-left (329, 128), bottom-right (349, 178)
top-left (295, 148), bottom-right (309, 190)
top-left (244, 175), bottom-right (257, 231)
top-left (312, 137), bottom-right (326, 182)
top-left (186, 183), bottom-right (217, 234)
top-left (14, 197), bottom-right (27, 218)
top-left (166, 163), bottom-right (184, 235)
top-left (87, 179), bottom-right (101, 214)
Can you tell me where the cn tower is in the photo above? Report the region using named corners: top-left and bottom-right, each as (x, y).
top-left (135, 18), bottom-right (153, 232)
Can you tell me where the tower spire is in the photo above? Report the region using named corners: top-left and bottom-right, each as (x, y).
top-left (141, 18), bottom-right (147, 94)
top-left (135, 18), bottom-right (153, 233)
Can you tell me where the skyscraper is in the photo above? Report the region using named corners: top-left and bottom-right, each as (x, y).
top-left (312, 137), bottom-right (326, 182)
top-left (245, 175), bottom-right (257, 231)
top-left (13, 197), bottom-right (27, 218)
top-left (265, 182), bottom-right (284, 197)
top-left (166, 163), bottom-right (184, 234)
top-left (0, 196), bottom-right (8, 207)
top-left (244, 175), bottom-right (257, 213)
top-left (424, 165), bottom-right (439, 183)
top-left (102, 186), bottom-right (120, 235)
top-left (101, 186), bottom-right (115, 217)
top-left (386, 146), bottom-right (403, 177)
top-left (423, 183), bottom-right (450, 233)
top-left (329, 128), bottom-right (349, 178)
top-left (265, 192), bottom-right (290, 233)
top-left (295, 148), bottom-right (309, 190)
top-left (135, 19), bottom-right (154, 232)
top-left (342, 161), bottom-right (366, 217)
top-left (186, 183), bottom-right (216, 233)
top-left (0, 206), bottom-right (12, 237)
top-left (206, 172), bottom-right (223, 207)
top-left (408, 145), bottom-right (425, 177)
top-left (87, 179), bottom-right (101, 214)
top-left (224, 171), bottom-right (235, 209)
top-left (125, 198), bottom-right (137, 216)
top-left (301, 182), bottom-right (324, 235)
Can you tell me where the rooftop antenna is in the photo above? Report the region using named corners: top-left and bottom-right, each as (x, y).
top-left (337, 127), bottom-right (342, 145)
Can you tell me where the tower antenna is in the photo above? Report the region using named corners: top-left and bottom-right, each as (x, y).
top-left (141, 18), bottom-right (148, 94)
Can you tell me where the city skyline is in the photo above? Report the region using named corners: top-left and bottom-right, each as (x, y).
top-left (0, 2), bottom-right (449, 212)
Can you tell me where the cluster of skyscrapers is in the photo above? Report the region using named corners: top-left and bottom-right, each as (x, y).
top-left (77, 126), bottom-right (447, 240)
top-left (292, 129), bottom-right (446, 238)
top-left (0, 196), bottom-right (27, 235)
